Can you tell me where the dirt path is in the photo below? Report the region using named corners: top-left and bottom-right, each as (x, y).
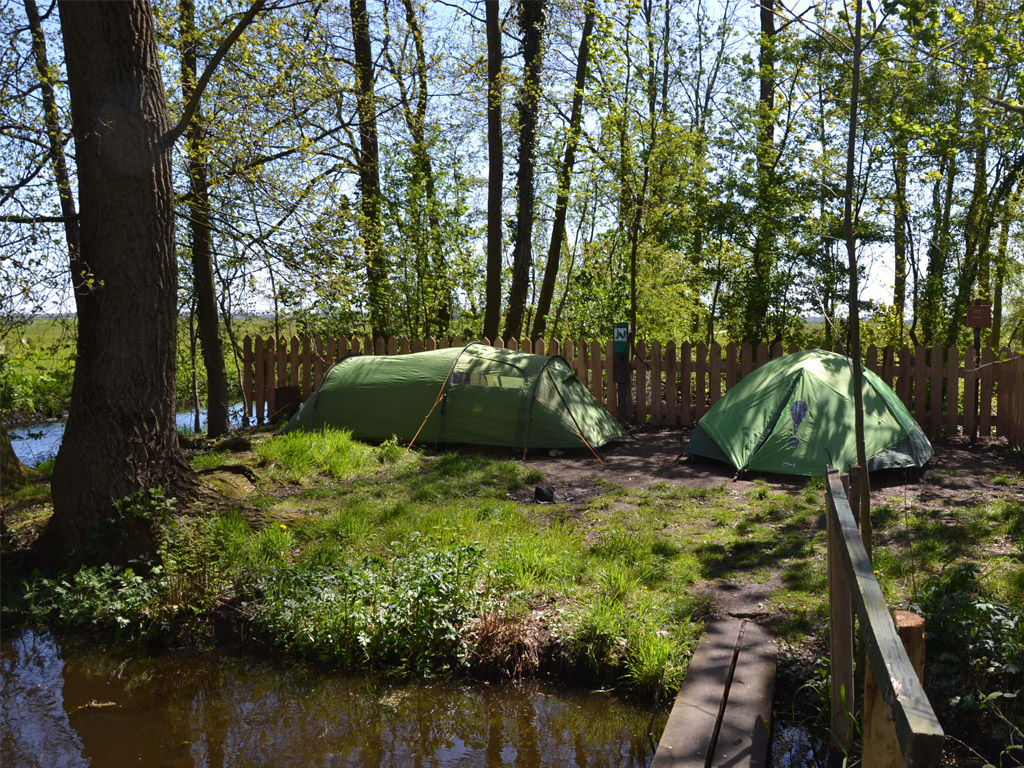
top-left (521, 428), bottom-right (1024, 618)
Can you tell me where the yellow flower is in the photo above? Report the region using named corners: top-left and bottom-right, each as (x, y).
top-left (280, 523), bottom-right (288, 530)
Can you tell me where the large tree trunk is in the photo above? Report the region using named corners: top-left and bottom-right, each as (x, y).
top-left (531, 8), bottom-right (594, 341)
top-left (180, 0), bottom-right (231, 438)
top-left (482, 0), bottom-right (503, 343)
top-left (350, 0), bottom-right (389, 338)
top-left (45, 0), bottom-right (197, 564)
top-left (1, 425), bottom-right (28, 491)
top-left (503, 0), bottom-right (545, 343)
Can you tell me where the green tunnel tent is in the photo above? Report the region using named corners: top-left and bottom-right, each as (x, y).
top-left (284, 343), bottom-right (628, 451)
top-left (686, 349), bottom-right (933, 476)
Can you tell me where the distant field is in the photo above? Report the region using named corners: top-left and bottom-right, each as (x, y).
top-left (2, 316), bottom-right (283, 420)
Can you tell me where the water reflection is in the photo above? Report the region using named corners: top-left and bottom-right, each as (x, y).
top-left (2, 630), bottom-right (661, 767)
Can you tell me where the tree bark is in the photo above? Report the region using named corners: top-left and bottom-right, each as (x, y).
top-left (350, 0), bottom-right (389, 338)
top-left (531, 8), bottom-right (594, 341)
top-left (503, 0), bottom-right (545, 343)
top-left (1, 425), bottom-right (28, 490)
top-left (482, 0), bottom-right (503, 343)
top-left (180, 0), bottom-right (231, 438)
top-left (46, 0), bottom-right (198, 563)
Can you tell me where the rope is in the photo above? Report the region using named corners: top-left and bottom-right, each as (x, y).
top-left (404, 351), bottom-right (464, 456)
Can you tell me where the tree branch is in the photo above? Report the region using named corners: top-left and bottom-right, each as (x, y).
top-left (0, 214), bottom-right (78, 223)
top-left (164, 0), bottom-right (268, 147)
top-left (985, 95), bottom-right (1024, 116)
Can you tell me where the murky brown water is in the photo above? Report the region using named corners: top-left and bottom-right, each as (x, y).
top-left (2, 630), bottom-right (664, 768)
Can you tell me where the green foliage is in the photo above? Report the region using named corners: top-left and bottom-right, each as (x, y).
top-left (25, 565), bottom-right (156, 637)
top-left (912, 565), bottom-right (1024, 757)
top-left (249, 533), bottom-right (483, 672)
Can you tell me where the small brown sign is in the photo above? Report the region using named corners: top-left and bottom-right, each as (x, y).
top-left (967, 304), bottom-right (992, 328)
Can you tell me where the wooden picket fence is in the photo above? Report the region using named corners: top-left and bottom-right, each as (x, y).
top-left (241, 335), bottom-right (1023, 443)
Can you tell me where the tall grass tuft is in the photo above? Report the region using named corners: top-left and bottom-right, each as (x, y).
top-left (255, 428), bottom-right (406, 482)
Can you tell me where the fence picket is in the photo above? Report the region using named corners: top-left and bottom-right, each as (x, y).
top-left (680, 342), bottom-right (692, 426)
top-left (241, 335), bottom-right (1020, 439)
top-left (651, 340), bottom-right (663, 424)
top-left (929, 345), bottom-right (943, 435)
top-left (709, 342), bottom-right (722, 406)
top-left (963, 347), bottom-right (977, 439)
top-left (666, 341), bottom-right (678, 426)
top-left (695, 342), bottom-right (707, 421)
top-left (945, 345), bottom-right (959, 435)
top-left (980, 347), bottom-right (994, 435)
top-left (636, 340), bottom-right (648, 424)
top-left (253, 336), bottom-right (264, 423)
top-left (301, 336), bottom-right (312, 398)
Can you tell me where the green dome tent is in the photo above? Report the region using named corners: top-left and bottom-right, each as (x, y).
top-left (285, 343), bottom-right (627, 452)
top-left (686, 349), bottom-right (932, 476)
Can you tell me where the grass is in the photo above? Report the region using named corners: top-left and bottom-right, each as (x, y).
top-left (6, 425), bottom-right (1023, 738)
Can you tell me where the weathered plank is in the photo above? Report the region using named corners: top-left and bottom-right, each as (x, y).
top-left (827, 470), bottom-right (944, 766)
top-left (651, 620), bottom-right (742, 768)
top-left (710, 621), bottom-right (776, 768)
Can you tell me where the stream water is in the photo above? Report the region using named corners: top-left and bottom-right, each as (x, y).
top-left (1, 629), bottom-right (664, 768)
top-left (8, 403), bottom-right (249, 468)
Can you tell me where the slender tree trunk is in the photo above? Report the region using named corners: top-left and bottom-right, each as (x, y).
top-left (504, 0), bottom-right (545, 343)
top-left (46, 0), bottom-right (198, 564)
top-left (843, 0), bottom-right (869, 556)
top-left (744, 0), bottom-right (776, 344)
top-left (991, 185), bottom-right (1019, 346)
top-left (25, 0), bottom-right (82, 287)
top-left (893, 133), bottom-right (909, 332)
top-left (350, 0), bottom-right (389, 338)
top-left (532, 8), bottom-right (594, 340)
top-left (482, 0), bottom-right (503, 343)
top-left (919, 147), bottom-right (958, 345)
top-left (180, 0), bottom-right (230, 437)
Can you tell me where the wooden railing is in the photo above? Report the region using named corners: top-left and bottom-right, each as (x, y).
top-left (241, 335), bottom-right (1019, 436)
top-left (826, 467), bottom-right (944, 765)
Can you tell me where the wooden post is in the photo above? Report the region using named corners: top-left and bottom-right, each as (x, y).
top-left (243, 335), bottom-right (254, 424)
top-left (862, 611), bottom-right (927, 767)
top-left (253, 336), bottom-right (264, 424)
top-left (827, 469), bottom-right (855, 760)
